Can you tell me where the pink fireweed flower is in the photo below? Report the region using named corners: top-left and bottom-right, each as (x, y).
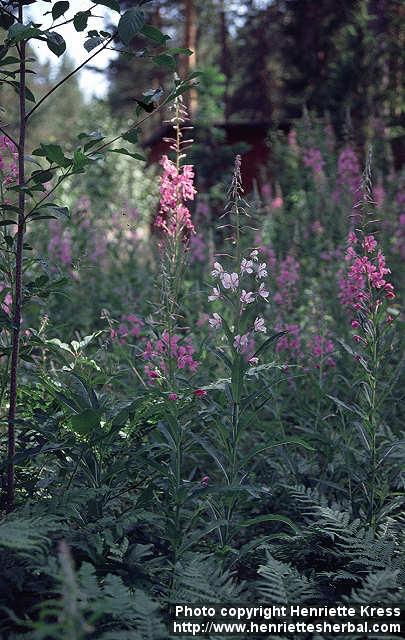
top-left (112, 314), bottom-right (143, 344)
top-left (339, 230), bottom-right (396, 313)
top-left (373, 184), bottom-right (385, 209)
top-left (333, 145), bottom-right (361, 204)
top-left (189, 233), bottom-right (206, 262)
top-left (143, 330), bottom-right (199, 383)
top-left (274, 255), bottom-right (300, 308)
top-left (208, 286), bottom-right (221, 302)
top-left (249, 357), bottom-right (259, 366)
top-left (258, 282), bottom-right (269, 300)
top-left (241, 258), bottom-right (254, 274)
top-left (48, 220), bottom-right (72, 269)
top-left (0, 283), bottom-right (12, 315)
top-left (250, 249), bottom-right (259, 261)
top-left (307, 334), bottom-right (336, 368)
top-left (257, 263), bottom-right (268, 279)
top-left (240, 290), bottom-right (255, 305)
top-left (303, 147), bottom-right (325, 175)
top-left (363, 235), bottom-right (377, 253)
top-left (208, 313), bottom-right (222, 329)
top-left (311, 220), bottom-right (324, 235)
top-left (271, 196), bottom-right (283, 209)
top-left (201, 475), bottom-right (210, 486)
top-left (275, 323), bottom-right (302, 359)
top-left (194, 388), bottom-right (207, 397)
top-left (234, 333), bottom-right (250, 353)
top-left (168, 393), bottom-right (178, 401)
top-left (220, 272), bottom-right (239, 291)
top-left (394, 213), bottom-right (405, 259)
top-left (254, 317), bottom-right (266, 333)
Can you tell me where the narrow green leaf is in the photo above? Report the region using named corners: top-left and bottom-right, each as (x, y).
top-left (237, 514), bottom-right (298, 533)
top-left (110, 148), bottom-right (145, 161)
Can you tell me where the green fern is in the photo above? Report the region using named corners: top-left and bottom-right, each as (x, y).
top-left (257, 552), bottom-right (319, 603)
top-left (172, 553), bottom-right (243, 603)
top-left (346, 569), bottom-right (401, 603)
top-left (0, 515), bottom-right (60, 553)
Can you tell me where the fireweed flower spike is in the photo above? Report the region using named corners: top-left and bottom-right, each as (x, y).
top-left (336, 150), bottom-right (398, 529)
top-left (202, 156), bottom-right (280, 546)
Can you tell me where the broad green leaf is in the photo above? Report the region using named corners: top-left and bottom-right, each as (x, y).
top-left (73, 10), bottom-right (91, 32)
top-left (153, 53), bottom-right (176, 70)
top-left (118, 7), bottom-right (145, 46)
top-left (32, 143), bottom-right (71, 167)
top-left (140, 24), bottom-right (170, 45)
top-left (30, 169), bottom-right (53, 183)
top-left (8, 23), bottom-right (42, 43)
top-left (94, 0), bottom-right (121, 12)
top-left (70, 408), bottom-right (102, 436)
top-left (84, 35), bottom-right (103, 52)
top-left (52, 1), bottom-right (70, 20)
top-left (122, 128), bottom-right (140, 144)
top-left (46, 32), bottom-right (66, 57)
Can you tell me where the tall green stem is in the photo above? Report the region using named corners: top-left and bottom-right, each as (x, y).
top-left (6, 0), bottom-right (26, 512)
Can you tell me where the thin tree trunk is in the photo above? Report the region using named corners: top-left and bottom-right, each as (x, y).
top-left (219, 0), bottom-right (230, 122)
top-left (182, 0), bottom-right (198, 117)
top-left (6, 0), bottom-right (26, 512)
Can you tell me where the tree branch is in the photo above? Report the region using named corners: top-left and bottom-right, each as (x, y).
top-left (25, 35), bottom-right (114, 120)
top-left (0, 4), bottom-right (21, 24)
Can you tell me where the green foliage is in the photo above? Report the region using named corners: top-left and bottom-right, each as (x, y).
top-left (0, 2), bottom-right (404, 637)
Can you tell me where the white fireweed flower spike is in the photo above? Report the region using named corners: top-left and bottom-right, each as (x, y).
top-left (221, 272), bottom-right (239, 291)
top-left (211, 261), bottom-right (224, 278)
top-left (240, 290), bottom-right (255, 305)
top-left (208, 286), bottom-right (221, 302)
top-left (258, 282), bottom-right (269, 300)
top-left (208, 313), bottom-right (222, 329)
top-left (254, 316), bottom-right (267, 333)
top-left (241, 258), bottom-right (254, 274)
top-left (257, 263), bottom-right (268, 278)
